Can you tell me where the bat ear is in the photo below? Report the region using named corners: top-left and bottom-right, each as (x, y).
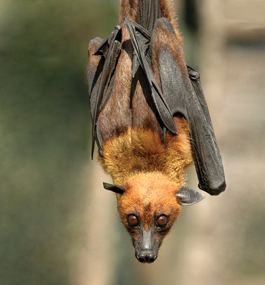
top-left (103, 182), bottom-right (127, 195)
top-left (176, 187), bottom-right (205, 206)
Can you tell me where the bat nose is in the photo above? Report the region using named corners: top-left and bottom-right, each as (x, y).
top-left (137, 251), bottom-right (157, 263)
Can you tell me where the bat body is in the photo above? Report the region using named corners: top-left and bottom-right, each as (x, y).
top-left (87, 0), bottom-right (226, 263)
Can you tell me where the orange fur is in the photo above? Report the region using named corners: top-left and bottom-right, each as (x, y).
top-left (118, 172), bottom-right (181, 231)
top-left (98, 117), bottom-right (193, 187)
top-left (98, 115), bottom-right (193, 253)
top-left (99, 117), bottom-right (192, 235)
top-left (98, 116), bottom-right (193, 237)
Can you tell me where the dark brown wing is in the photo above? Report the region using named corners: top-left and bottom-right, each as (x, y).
top-left (124, 17), bottom-right (178, 135)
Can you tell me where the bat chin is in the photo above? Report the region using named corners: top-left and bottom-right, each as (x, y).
top-left (135, 250), bottom-right (157, 263)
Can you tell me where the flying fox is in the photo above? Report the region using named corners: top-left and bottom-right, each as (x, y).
top-left (87, 0), bottom-right (226, 263)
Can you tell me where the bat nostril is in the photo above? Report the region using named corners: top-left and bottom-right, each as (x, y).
top-left (137, 251), bottom-right (157, 263)
top-left (138, 253), bottom-right (146, 263)
top-left (146, 252), bottom-right (157, 263)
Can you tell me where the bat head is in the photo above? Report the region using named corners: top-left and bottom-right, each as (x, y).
top-left (103, 172), bottom-right (204, 263)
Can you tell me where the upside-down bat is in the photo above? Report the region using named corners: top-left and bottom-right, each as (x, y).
top-left (87, 0), bottom-right (226, 263)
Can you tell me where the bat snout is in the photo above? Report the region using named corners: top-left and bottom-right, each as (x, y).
top-left (136, 250), bottom-right (157, 263)
top-left (134, 226), bottom-right (159, 263)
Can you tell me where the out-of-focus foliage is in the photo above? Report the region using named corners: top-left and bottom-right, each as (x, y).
top-left (0, 0), bottom-right (117, 284)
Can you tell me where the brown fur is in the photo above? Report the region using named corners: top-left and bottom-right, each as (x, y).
top-left (98, 36), bottom-right (133, 143)
top-left (152, 21), bottom-right (186, 84)
top-left (119, 0), bottom-right (182, 43)
top-left (159, 0), bottom-right (182, 41)
top-left (119, 0), bottom-right (139, 23)
top-left (99, 0), bottom-right (185, 146)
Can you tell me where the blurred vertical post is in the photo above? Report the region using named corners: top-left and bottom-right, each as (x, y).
top-left (0, 1), bottom-right (119, 285)
top-left (179, 0), bottom-right (227, 284)
top-left (70, 1), bottom-right (119, 284)
top-left (200, 0), bottom-right (226, 137)
top-left (71, 161), bottom-right (116, 285)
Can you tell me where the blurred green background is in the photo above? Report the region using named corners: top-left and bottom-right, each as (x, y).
top-left (0, 0), bottom-right (114, 284)
top-left (1, 0), bottom-right (265, 284)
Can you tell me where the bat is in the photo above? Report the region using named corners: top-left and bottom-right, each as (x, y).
top-left (87, 0), bottom-right (226, 263)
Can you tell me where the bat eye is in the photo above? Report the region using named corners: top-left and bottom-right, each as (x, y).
top-left (156, 215), bottom-right (168, 228)
top-left (127, 214), bottom-right (139, 227)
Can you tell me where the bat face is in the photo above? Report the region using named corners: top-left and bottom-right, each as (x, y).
top-left (116, 173), bottom-right (181, 263)
top-left (125, 215), bottom-right (173, 263)
top-left (103, 171), bottom-right (205, 263)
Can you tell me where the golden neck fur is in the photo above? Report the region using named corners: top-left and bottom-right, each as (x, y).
top-left (98, 117), bottom-right (193, 186)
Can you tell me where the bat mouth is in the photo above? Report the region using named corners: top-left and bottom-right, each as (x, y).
top-left (135, 250), bottom-right (157, 263)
